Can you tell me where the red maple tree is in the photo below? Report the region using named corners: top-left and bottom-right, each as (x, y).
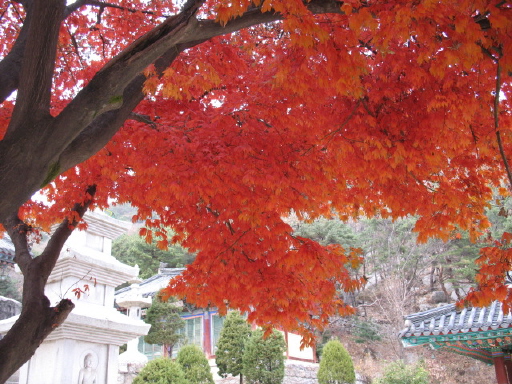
top-left (0, 0), bottom-right (511, 382)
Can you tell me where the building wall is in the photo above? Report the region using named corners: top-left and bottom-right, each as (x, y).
top-left (138, 310), bottom-right (224, 360)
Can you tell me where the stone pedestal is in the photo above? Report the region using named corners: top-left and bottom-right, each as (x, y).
top-left (15, 211), bottom-right (149, 384)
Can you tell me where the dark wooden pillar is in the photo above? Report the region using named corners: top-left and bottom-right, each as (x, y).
top-left (493, 351), bottom-right (510, 384)
top-left (504, 354), bottom-right (512, 384)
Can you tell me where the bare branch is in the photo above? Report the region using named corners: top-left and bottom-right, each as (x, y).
top-left (84, 0), bottom-right (168, 17)
top-left (0, 0), bottom-right (87, 104)
top-left (129, 112), bottom-right (158, 128)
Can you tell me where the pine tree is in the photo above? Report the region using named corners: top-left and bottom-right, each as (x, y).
top-left (317, 339), bottom-right (355, 384)
top-left (215, 311), bottom-right (252, 384)
top-left (133, 358), bottom-right (188, 384)
top-left (177, 344), bottom-right (214, 384)
top-left (144, 295), bottom-right (185, 357)
top-left (242, 329), bottom-right (286, 384)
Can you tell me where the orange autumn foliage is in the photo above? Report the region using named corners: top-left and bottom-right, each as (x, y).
top-left (1, 0), bottom-right (512, 342)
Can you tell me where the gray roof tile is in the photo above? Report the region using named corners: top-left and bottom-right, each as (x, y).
top-left (399, 301), bottom-right (512, 338)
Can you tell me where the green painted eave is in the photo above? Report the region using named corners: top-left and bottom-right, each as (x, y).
top-left (402, 328), bottom-right (512, 351)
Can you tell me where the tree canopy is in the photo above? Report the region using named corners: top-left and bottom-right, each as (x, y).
top-left (112, 232), bottom-right (195, 279)
top-left (0, 0), bottom-right (512, 382)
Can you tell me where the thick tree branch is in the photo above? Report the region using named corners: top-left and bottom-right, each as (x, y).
top-left (3, 214), bottom-right (32, 274)
top-left (0, 0), bottom-right (344, 224)
top-left (0, 1), bottom-right (31, 103)
top-left (7, 0), bottom-right (65, 131)
top-left (494, 61), bottom-right (512, 191)
top-left (56, 46), bottom-right (182, 172)
top-left (189, 0), bottom-right (343, 43)
top-left (49, 1), bottom-right (203, 154)
top-left (0, 0), bottom-right (88, 104)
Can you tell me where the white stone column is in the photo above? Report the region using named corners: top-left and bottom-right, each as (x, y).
top-left (117, 281), bottom-right (152, 374)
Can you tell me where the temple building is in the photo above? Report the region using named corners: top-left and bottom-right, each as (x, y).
top-left (115, 266), bottom-right (317, 363)
top-left (400, 301), bottom-right (512, 384)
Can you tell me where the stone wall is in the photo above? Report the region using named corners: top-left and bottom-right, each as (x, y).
top-left (214, 361), bottom-right (320, 384)
top-left (213, 361), bottom-right (319, 384)
top-left (283, 362), bottom-right (318, 384)
top-left (282, 362), bottom-right (366, 384)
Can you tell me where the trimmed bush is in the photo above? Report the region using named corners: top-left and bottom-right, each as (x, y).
top-left (176, 344), bottom-right (214, 384)
top-left (317, 339), bottom-right (355, 384)
top-left (133, 358), bottom-right (188, 384)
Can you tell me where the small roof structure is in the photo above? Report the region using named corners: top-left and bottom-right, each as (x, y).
top-left (115, 267), bottom-right (186, 300)
top-left (0, 236), bottom-right (15, 266)
top-left (400, 301), bottom-right (512, 384)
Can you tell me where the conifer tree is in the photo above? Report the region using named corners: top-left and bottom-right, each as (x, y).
top-left (177, 344), bottom-right (214, 384)
top-left (144, 295), bottom-right (185, 357)
top-left (242, 329), bottom-right (286, 384)
top-left (317, 339), bottom-right (355, 384)
top-left (215, 311), bottom-right (252, 384)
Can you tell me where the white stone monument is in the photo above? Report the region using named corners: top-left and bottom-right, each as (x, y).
top-left (14, 211), bottom-right (150, 384)
top-left (117, 280), bottom-right (152, 379)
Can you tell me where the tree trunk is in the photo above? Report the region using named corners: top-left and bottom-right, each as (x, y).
top-left (0, 240), bottom-right (75, 382)
top-left (0, 187), bottom-right (95, 384)
top-left (0, 295), bottom-right (74, 383)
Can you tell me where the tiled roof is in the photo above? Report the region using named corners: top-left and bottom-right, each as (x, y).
top-left (0, 236), bottom-right (15, 264)
top-left (399, 301), bottom-right (512, 338)
top-left (115, 267), bottom-right (185, 299)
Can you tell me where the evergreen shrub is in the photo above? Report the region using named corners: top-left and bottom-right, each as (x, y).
top-left (133, 358), bottom-right (188, 384)
top-left (317, 339), bottom-right (355, 384)
top-left (176, 344), bottom-right (214, 384)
